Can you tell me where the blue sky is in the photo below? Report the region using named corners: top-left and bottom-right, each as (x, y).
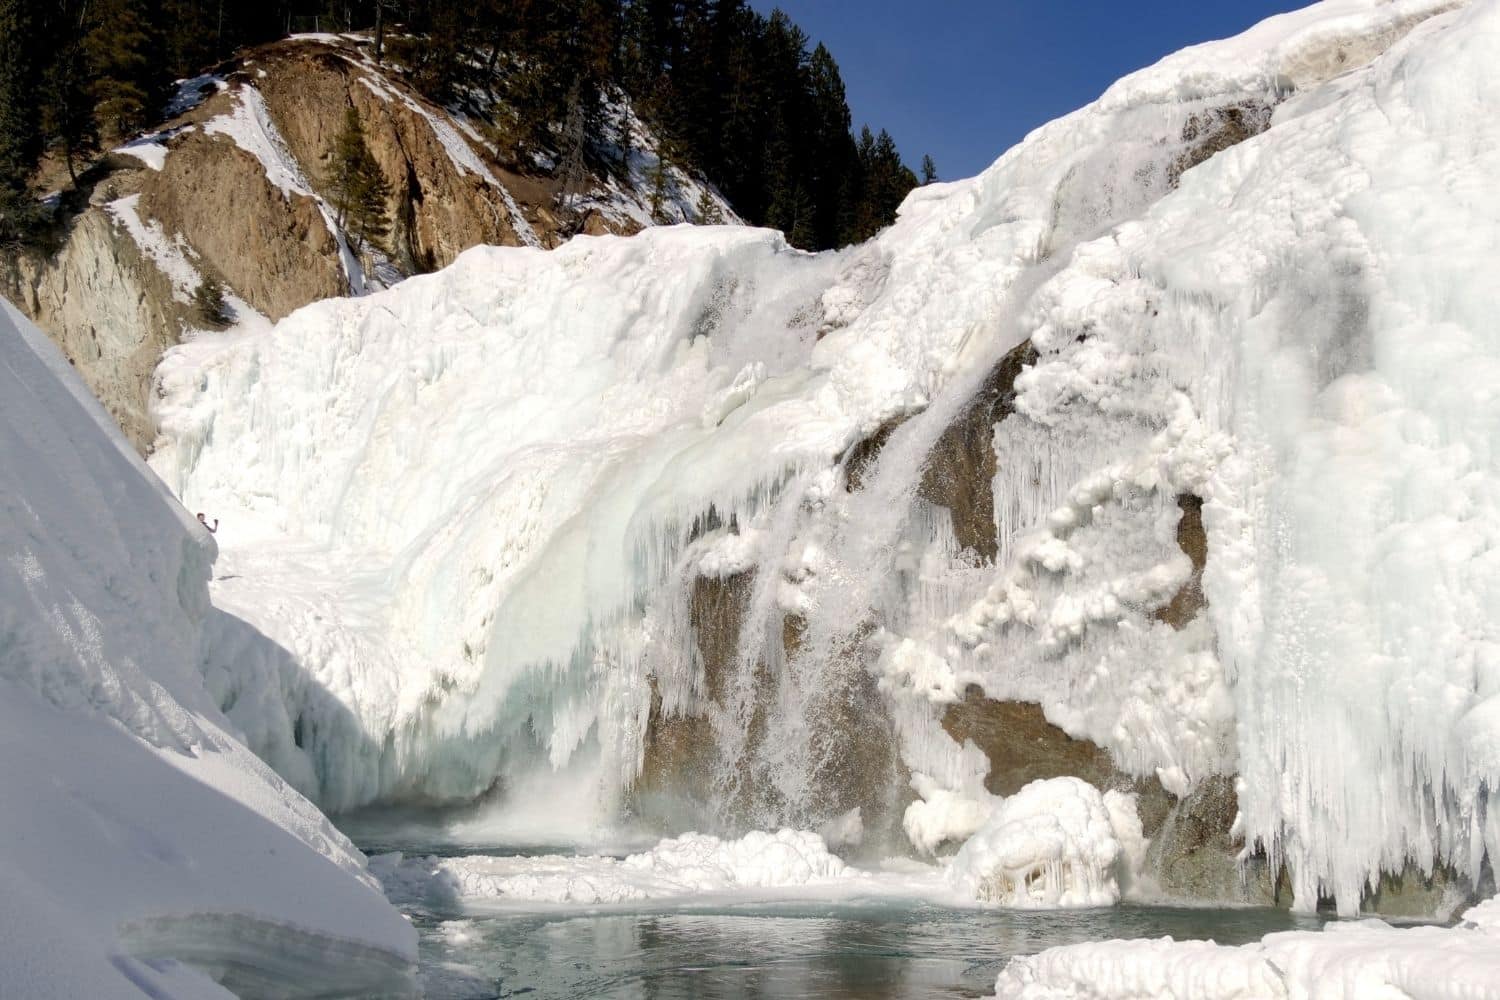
top-left (750, 1), bottom-right (1307, 180)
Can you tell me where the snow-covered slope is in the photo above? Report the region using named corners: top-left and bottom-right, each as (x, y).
top-left (153, 0), bottom-right (1498, 924)
top-left (0, 299), bottom-right (415, 997)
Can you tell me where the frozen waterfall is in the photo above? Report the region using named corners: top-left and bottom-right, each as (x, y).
top-left (154, 0), bottom-right (1498, 915)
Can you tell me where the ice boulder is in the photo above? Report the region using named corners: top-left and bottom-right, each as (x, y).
top-left (947, 777), bottom-right (1143, 908)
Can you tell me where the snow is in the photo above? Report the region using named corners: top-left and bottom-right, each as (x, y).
top-left (578, 94), bottom-right (742, 230)
top-left (0, 299), bottom-right (414, 996)
top-left (107, 194), bottom-right (200, 303)
top-left (151, 0), bottom-right (1500, 935)
top-left (946, 778), bottom-right (1141, 908)
top-left (371, 829), bottom-right (857, 908)
top-left (115, 136), bottom-right (171, 171)
top-left (164, 73), bottom-right (226, 119)
top-left (370, 782), bottom-right (1143, 914)
top-left (992, 898), bottom-right (1500, 999)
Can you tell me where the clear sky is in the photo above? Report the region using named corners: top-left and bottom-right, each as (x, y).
top-left (750, 1), bottom-right (1308, 181)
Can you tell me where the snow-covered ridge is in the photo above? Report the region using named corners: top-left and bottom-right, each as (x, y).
top-left (0, 299), bottom-right (414, 996)
top-left (154, 0), bottom-right (1497, 926)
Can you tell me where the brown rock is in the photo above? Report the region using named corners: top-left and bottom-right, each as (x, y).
top-left (140, 127), bottom-right (345, 321)
top-left (1, 206), bottom-right (184, 453)
top-left (918, 338), bottom-right (1040, 561)
top-left (1169, 101), bottom-right (1273, 187)
top-left (1154, 493), bottom-right (1208, 629)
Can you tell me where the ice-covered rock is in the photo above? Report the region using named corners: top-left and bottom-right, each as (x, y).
top-left (946, 778), bottom-right (1141, 908)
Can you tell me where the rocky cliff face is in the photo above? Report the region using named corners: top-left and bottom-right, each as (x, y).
top-left (3, 32), bottom-right (736, 455)
top-left (1, 198), bottom-right (183, 452)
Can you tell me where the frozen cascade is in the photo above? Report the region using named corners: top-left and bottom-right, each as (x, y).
top-left (152, 0), bottom-right (1498, 915)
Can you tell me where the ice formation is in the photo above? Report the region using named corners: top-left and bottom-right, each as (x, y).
top-left (371, 828), bottom-right (857, 908)
top-left (0, 300), bottom-right (414, 996)
top-left (152, 0), bottom-right (1500, 917)
top-left (946, 778), bottom-right (1143, 908)
top-left (992, 897), bottom-right (1500, 999)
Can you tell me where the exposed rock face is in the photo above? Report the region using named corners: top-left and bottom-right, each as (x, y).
top-left (1169, 101), bottom-right (1273, 187)
top-left (636, 570), bottom-right (904, 847)
top-left (943, 689), bottom-right (1122, 797)
top-left (0, 204), bottom-right (181, 452)
top-left (1155, 494), bottom-right (1208, 629)
top-left (636, 572), bottom-right (750, 824)
top-left (252, 43), bottom-right (523, 272)
top-left (140, 127), bottom-right (345, 321)
top-left (918, 339), bottom-right (1039, 561)
top-left (2, 34), bottom-right (732, 456)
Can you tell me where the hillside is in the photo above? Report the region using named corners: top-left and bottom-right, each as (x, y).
top-left (1, 31), bottom-right (737, 451)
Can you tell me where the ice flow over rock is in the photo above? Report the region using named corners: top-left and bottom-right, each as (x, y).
top-left (153, 0), bottom-right (1500, 916)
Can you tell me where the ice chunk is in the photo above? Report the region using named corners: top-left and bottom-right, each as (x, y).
top-left (947, 777), bottom-right (1140, 908)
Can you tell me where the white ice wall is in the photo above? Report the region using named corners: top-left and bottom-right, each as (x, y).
top-left (153, 0), bottom-right (1496, 914)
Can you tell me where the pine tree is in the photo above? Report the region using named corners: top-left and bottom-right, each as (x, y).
top-left (328, 107), bottom-right (391, 251)
top-left (84, 0), bottom-right (163, 141)
top-left (41, 47), bottom-right (100, 185)
top-left (193, 274), bottom-right (231, 327)
top-left (647, 154), bottom-right (670, 223)
top-left (694, 186), bottom-right (723, 225)
top-left (0, 0), bottom-right (42, 247)
top-left (921, 154), bottom-right (937, 185)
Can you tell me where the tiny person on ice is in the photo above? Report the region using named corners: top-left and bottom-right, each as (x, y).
top-left (197, 512), bottom-right (218, 534)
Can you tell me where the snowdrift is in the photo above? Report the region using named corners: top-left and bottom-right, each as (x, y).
top-left (0, 300), bottom-right (414, 997)
top-left (154, 0), bottom-right (1500, 922)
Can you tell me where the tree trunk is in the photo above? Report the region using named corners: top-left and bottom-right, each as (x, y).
top-left (374, 1), bottom-right (384, 64)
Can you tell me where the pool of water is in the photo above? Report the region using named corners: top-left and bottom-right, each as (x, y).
top-left (398, 890), bottom-right (1322, 999)
top-left (341, 811), bottom-right (1326, 999)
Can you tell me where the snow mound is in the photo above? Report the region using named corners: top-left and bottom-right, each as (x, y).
top-left (0, 299), bottom-right (413, 996)
top-left (947, 778), bottom-right (1141, 908)
top-left (372, 829), bottom-right (854, 907)
top-left (992, 898), bottom-right (1500, 999)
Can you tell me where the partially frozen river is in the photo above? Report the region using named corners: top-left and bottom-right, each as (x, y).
top-left (343, 813), bottom-right (1323, 1000)
top-left (399, 899), bottom-right (1319, 999)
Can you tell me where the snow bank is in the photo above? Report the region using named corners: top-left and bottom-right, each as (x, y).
top-left (371, 829), bottom-right (856, 908)
top-left (947, 778), bottom-right (1141, 908)
top-left (992, 897), bottom-right (1500, 999)
top-left (0, 299), bottom-right (413, 996)
top-left (154, 0), bottom-right (1498, 921)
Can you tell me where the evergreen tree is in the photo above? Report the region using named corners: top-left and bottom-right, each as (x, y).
top-left (694, 186), bottom-right (723, 225)
top-left (193, 274), bottom-right (231, 327)
top-left (0, 0), bottom-right (42, 247)
top-left (84, 0), bottom-right (163, 141)
top-left (328, 107), bottom-right (391, 250)
top-left (921, 154), bottom-right (937, 185)
top-left (647, 154), bottom-right (670, 223)
top-left (0, 0), bottom-right (915, 252)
